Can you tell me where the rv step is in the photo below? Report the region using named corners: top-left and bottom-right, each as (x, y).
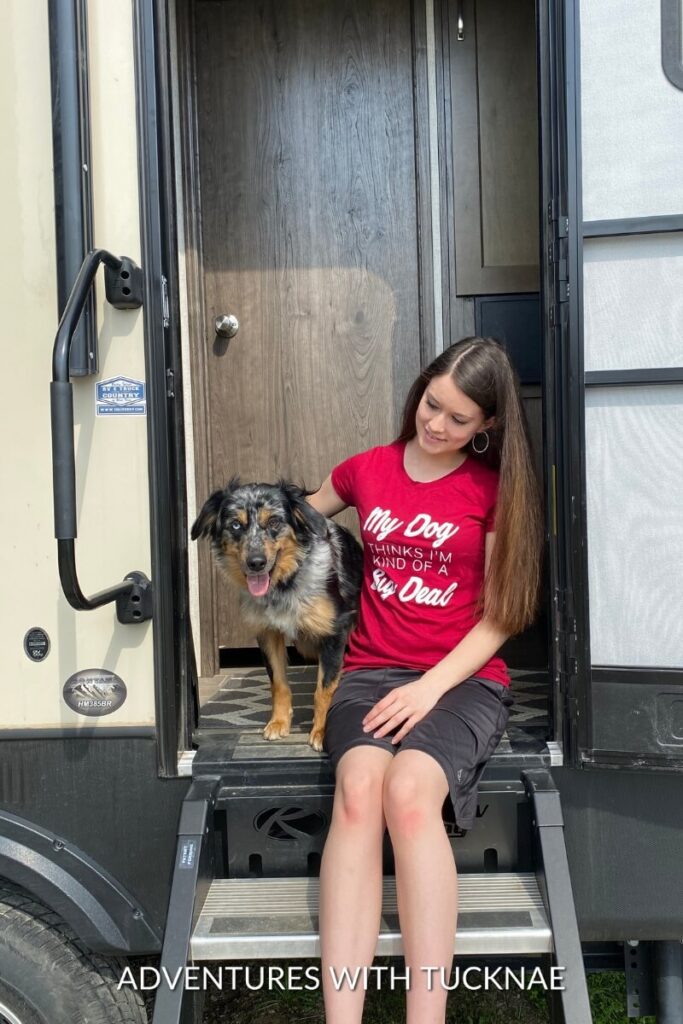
top-left (191, 872), bottom-right (552, 960)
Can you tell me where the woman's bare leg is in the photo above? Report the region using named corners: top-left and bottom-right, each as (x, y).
top-left (383, 749), bottom-right (457, 1024)
top-left (319, 745), bottom-right (393, 1024)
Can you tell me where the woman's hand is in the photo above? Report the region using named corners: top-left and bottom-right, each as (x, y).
top-left (362, 674), bottom-right (444, 743)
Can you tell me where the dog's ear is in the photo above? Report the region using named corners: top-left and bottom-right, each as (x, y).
top-left (191, 476), bottom-right (241, 541)
top-left (279, 480), bottom-right (329, 541)
top-left (191, 490), bottom-right (225, 540)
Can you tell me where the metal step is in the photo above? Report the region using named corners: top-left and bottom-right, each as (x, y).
top-left (191, 872), bottom-right (552, 960)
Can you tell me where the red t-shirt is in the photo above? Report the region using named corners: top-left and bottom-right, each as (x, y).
top-left (331, 440), bottom-right (510, 687)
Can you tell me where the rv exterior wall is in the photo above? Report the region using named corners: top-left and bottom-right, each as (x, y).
top-left (580, 0), bottom-right (683, 220)
top-left (579, 1), bottom-right (683, 676)
top-left (0, 0), bottom-right (155, 731)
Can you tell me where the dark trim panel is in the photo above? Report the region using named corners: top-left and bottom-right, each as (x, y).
top-left (0, 809), bottom-right (161, 953)
top-left (590, 673), bottom-right (683, 766)
top-left (47, 0), bottom-right (97, 376)
top-left (132, 0), bottom-right (195, 775)
top-left (581, 751), bottom-right (683, 772)
top-left (538, 0), bottom-right (573, 755)
top-left (592, 667), bottom-right (683, 686)
top-left (411, 0), bottom-right (437, 367)
top-left (661, 0), bottom-right (683, 90)
top-left (553, 766), bottom-right (683, 938)
top-left (585, 368), bottom-right (683, 387)
top-left (0, 727), bottom-right (156, 740)
top-left (563, 0), bottom-right (592, 759)
top-left (156, 1), bottom-right (199, 755)
top-left (583, 215), bottom-right (683, 238)
top-left (0, 736), bottom-right (190, 952)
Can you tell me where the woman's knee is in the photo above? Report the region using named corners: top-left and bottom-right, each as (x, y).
top-left (333, 747), bottom-right (392, 827)
top-left (382, 752), bottom-right (448, 839)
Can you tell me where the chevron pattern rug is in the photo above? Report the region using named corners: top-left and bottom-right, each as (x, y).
top-left (198, 666), bottom-right (550, 756)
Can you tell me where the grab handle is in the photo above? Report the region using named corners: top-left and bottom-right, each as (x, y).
top-left (50, 248), bottom-right (152, 622)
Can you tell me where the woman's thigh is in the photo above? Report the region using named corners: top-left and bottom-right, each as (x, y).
top-left (324, 669), bottom-right (400, 770)
top-left (400, 678), bottom-right (513, 831)
top-left (324, 668), bottom-right (512, 832)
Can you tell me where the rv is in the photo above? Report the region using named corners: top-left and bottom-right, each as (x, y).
top-left (1, 0), bottom-right (682, 1021)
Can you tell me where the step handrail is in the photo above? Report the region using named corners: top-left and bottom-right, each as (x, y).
top-left (50, 248), bottom-right (151, 620)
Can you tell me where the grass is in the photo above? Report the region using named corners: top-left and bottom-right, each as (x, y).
top-left (131, 956), bottom-right (657, 1023)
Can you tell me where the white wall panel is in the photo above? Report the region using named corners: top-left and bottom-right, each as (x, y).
top-left (584, 234), bottom-right (683, 372)
top-left (585, 386), bottom-right (683, 667)
top-left (580, 0), bottom-right (683, 221)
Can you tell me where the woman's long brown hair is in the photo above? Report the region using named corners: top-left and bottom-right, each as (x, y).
top-left (396, 337), bottom-right (543, 635)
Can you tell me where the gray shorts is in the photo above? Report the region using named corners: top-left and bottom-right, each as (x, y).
top-left (323, 667), bottom-right (514, 832)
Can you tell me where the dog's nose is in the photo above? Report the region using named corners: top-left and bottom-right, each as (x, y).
top-left (246, 555), bottom-right (267, 572)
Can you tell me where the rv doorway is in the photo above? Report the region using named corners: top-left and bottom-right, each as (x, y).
top-left (174, 0), bottom-right (553, 755)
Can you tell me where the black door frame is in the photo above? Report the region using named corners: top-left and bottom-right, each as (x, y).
top-left (537, 0), bottom-right (589, 768)
top-left (133, 0), bottom-right (197, 776)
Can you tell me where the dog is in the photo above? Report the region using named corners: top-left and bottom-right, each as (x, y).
top-left (191, 478), bottom-right (363, 750)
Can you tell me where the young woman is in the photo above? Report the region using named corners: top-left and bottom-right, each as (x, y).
top-left (307, 336), bottom-right (543, 1024)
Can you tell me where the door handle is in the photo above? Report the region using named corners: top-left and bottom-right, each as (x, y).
top-left (214, 313), bottom-right (239, 338)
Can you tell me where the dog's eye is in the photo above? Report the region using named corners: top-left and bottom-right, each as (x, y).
top-left (268, 517), bottom-right (283, 531)
top-left (227, 519), bottom-right (242, 533)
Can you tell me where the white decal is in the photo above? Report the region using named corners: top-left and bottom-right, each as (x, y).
top-left (398, 575), bottom-right (458, 607)
top-left (404, 513), bottom-right (460, 548)
top-left (364, 507), bottom-right (405, 541)
top-left (370, 569), bottom-right (398, 601)
top-left (364, 506), bottom-right (464, 602)
top-left (96, 376), bottom-right (146, 417)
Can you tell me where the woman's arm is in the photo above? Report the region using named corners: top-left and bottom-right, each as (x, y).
top-left (421, 531), bottom-right (509, 698)
top-left (420, 617), bottom-right (510, 700)
top-left (306, 474), bottom-right (348, 518)
top-left (363, 532), bottom-right (511, 740)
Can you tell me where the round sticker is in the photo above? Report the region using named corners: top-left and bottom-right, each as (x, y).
top-left (63, 670), bottom-right (127, 717)
top-left (24, 628), bottom-right (50, 663)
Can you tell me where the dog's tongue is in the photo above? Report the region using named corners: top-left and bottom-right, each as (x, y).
top-left (247, 573), bottom-right (270, 597)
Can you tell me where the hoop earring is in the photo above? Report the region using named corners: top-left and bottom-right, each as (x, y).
top-left (471, 431), bottom-right (490, 454)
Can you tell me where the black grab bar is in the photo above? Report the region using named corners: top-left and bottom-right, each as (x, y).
top-left (50, 248), bottom-right (152, 623)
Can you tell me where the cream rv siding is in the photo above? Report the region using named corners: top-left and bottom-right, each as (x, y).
top-left (0, 0), bottom-right (155, 730)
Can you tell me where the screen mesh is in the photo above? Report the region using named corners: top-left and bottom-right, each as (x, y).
top-left (584, 234), bottom-right (683, 372)
top-left (585, 386), bottom-right (683, 667)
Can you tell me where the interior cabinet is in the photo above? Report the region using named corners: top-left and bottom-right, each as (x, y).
top-left (449, 0), bottom-right (540, 295)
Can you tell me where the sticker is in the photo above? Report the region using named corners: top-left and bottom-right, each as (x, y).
top-left (96, 376), bottom-right (146, 416)
top-left (63, 670), bottom-right (127, 716)
top-left (178, 839), bottom-right (198, 870)
top-left (24, 627), bottom-right (50, 662)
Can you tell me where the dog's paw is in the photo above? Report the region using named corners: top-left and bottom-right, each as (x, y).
top-left (263, 717), bottom-right (291, 740)
top-left (308, 727), bottom-right (325, 752)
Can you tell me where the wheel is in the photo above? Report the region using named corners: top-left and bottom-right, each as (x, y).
top-left (0, 882), bottom-right (147, 1023)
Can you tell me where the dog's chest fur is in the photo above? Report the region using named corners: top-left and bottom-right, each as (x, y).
top-left (239, 540), bottom-right (334, 640)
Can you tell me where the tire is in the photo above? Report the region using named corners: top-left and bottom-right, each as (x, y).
top-left (0, 882), bottom-right (147, 1024)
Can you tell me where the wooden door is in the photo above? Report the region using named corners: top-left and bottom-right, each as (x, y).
top-left (188, 0), bottom-right (432, 671)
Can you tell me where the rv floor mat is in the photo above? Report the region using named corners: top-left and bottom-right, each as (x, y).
top-left (197, 666), bottom-right (550, 760)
